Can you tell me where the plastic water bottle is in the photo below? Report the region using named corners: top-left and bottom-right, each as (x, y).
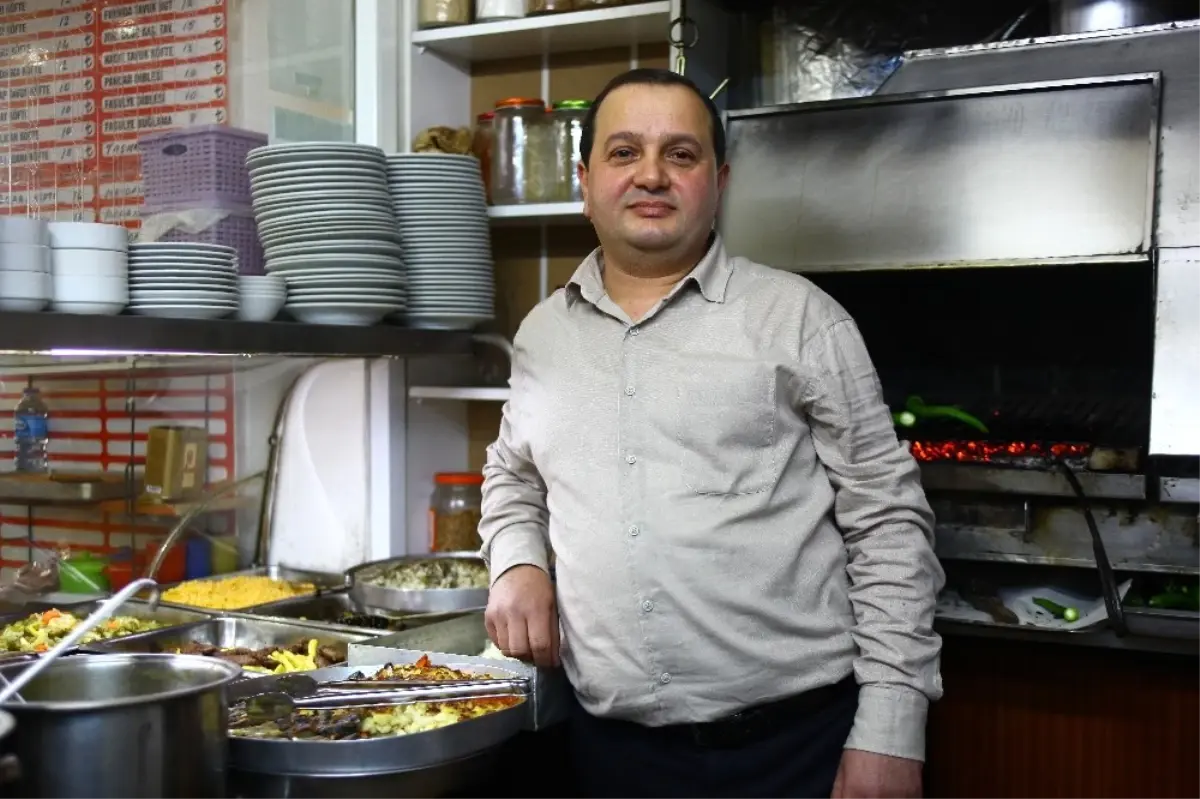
top-left (14, 387), bottom-right (50, 473)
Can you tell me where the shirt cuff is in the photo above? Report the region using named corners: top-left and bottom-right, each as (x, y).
top-left (844, 683), bottom-right (929, 762)
top-left (483, 525), bottom-right (550, 587)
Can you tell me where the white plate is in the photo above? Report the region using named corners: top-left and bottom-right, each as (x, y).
top-left (130, 241), bottom-right (235, 252)
top-left (254, 205), bottom-right (396, 225)
top-left (264, 240), bottom-right (403, 259)
top-left (404, 314), bottom-right (492, 330)
top-left (250, 165), bottom-right (388, 181)
top-left (127, 258), bottom-right (236, 269)
top-left (130, 289), bottom-right (237, 301)
top-left (128, 304), bottom-right (236, 319)
top-left (252, 194), bottom-right (392, 213)
top-left (252, 180), bottom-right (388, 198)
top-left (267, 253), bottom-right (402, 270)
top-left (247, 143), bottom-right (386, 167)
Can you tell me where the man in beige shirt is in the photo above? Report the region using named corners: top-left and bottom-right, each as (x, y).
top-left (480, 68), bottom-right (944, 798)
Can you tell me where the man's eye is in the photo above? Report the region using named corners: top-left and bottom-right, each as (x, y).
top-left (670, 150), bottom-right (696, 161)
top-left (610, 148), bottom-right (635, 159)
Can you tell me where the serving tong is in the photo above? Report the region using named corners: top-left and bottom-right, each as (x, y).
top-left (238, 671), bottom-right (529, 723)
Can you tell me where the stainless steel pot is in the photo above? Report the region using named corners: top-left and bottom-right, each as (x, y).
top-left (1049, 0), bottom-right (1169, 34)
top-left (0, 653), bottom-right (242, 798)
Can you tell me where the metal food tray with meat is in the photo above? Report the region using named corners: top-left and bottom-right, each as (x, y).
top-left (224, 662), bottom-right (528, 782)
top-left (81, 617), bottom-right (379, 671)
top-left (151, 565), bottom-right (349, 612)
top-left (346, 552), bottom-right (489, 615)
top-left (0, 598), bottom-right (214, 659)
top-left (348, 612), bottom-right (570, 731)
top-left (231, 590), bottom-right (472, 637)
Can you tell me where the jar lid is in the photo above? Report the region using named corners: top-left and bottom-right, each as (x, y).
top-left (477, 111), bottom-right (495, 121)
top-left (435, 472), bottom-right (485, 485)
top-left (553, 99), bottom-right (592, 110)
top-left (495, 97), bottom-right (545, 109)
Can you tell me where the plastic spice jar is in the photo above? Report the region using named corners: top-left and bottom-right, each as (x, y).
top-left (429, 472), bottom-right (484, 552)
top-left (551, 99), bottom-right (591, 202)
top-left (418, 0), bottom-right (471, 28)
top-left (473, 111), bottom-right (495, 203)
top-left (491, 97), bottom-right (553, 204)
top-left (527, 0), bottom-right (574, 14)
top-left (476, 0), bottom-right (525, 20)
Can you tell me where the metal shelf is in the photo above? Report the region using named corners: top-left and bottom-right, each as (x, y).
top-left (409, 386), bottom-right (510, 401)
top-left (488, 202), bottom-right (586, 225)
top-left (411, 2), bottom-right (670, 62)
top-left (0, 312), bottom-right (473, 358)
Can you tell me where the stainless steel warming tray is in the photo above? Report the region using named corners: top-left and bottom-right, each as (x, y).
top-left (0, 598), bottom-right (214, 658)
top-left (224, 663), bottom-right (527, 778)
top-left (150, 564), bottom-right (349, 612)
top-left (231, 590), bottom-right (471, 637)
top-left (349, 612), bottom-right (570, 731)
top-left (81, 616), bottom-right (379, 668)
top-left (346, 552), bottom-right (488, 615)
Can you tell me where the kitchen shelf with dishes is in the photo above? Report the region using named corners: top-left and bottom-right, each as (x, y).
top-left (412, 1), bottom-right (671, 62)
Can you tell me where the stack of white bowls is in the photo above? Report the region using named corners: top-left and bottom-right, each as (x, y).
top-left (237, 274), bottom-right (286, 321)
top-left (47, 222), bottom-right (130, 315)
top-left (0, 217), bottom-right (50, 312)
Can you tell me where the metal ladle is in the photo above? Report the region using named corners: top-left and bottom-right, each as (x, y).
top-left (0, 577), bottom-right (159, 704)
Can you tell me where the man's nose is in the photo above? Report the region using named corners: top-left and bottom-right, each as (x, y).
top-left (633, 155), bottom-right (669, 190)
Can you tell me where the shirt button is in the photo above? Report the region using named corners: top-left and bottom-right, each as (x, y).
top-left (628, 525), bottom-right (640, 536)
top-left (629, 327), bottom-right (640, 336)
top-left (641, 600), bottom-right (654, 612)
top-left (624, 385), bottom-right (635, 396)
top-left (660, 673), bottom-right (672, 684)
top-left (625, 454), bottom-right (636, 464)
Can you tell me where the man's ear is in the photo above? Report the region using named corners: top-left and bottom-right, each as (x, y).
top-left (578, 161), bottom-right (591, 220)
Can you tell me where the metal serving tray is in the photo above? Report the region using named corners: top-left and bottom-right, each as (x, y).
top-left (224, 663), bottom-right (527, 779)
top-left (149, 565), bottom-right (348, 612)
top-left (0, 598), bottom-right (214, 658)
top-left (346, 552), bottom-right (489, 615)
top-left (348, 612), bottom-right (570, 731)
top-left (82, 616), bottom-right (380, 667)
top-left (230, 590), bottom-right (471, 637)
top-left (1123, 606), bottom-right (1199, 640)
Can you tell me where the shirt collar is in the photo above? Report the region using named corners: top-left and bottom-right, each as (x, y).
top-left (566, 234), bottom-right (733, 307)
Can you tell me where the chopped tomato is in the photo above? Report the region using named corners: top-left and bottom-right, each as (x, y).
top-left (39, 610), bottom-right (62, 625)
top-left (106, 620), bottom-right (120, 630)
top-left (34, 643), bottom-right (48, 653)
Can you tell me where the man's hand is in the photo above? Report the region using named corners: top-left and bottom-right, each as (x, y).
top-left (484, 564), bottom-right (560, 668)
top-left (832, 749), bottom-right (923, 798)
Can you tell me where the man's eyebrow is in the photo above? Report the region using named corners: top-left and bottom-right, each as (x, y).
top-left (663, 133), bottom-right (703, 150)
top-left (602, 131), bottom-right (641, 149)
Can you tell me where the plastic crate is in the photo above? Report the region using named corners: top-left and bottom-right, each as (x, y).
top-left (138, 125), bottom-right (267, 210)
top-left (154, 205), bottom-right (265, 276)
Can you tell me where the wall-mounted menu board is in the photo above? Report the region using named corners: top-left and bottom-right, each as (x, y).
top-left (0, 0), bottom-right (229, 232)
top-left (719, 74), bottom-right (1159, 272)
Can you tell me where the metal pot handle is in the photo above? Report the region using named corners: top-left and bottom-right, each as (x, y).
top-left (0, 753), bottom-right (20, 786)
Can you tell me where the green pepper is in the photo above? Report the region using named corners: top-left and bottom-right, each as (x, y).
top-left (902, 395), bottom-right (984, 431)
top-left (1147, 591), bottom-right (1199, 612)
top-left (1033, 597), bottom-right (1080, 622)
top-left (893, 410), bottom-right (917, 428)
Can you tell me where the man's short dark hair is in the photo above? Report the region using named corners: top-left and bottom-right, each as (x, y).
top-left (579, 68), bottom-right (726, 169)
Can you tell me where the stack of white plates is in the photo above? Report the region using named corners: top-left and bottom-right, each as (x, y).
top-left (249, 142), bottom-right (406, 327)
top-left (127, 242), bottom-right (238, 319)
top-left (386, 153), bottom-right (494, 330)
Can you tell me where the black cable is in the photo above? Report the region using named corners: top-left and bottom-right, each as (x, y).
top-left (1053, 458), bottom-right (1128, 636)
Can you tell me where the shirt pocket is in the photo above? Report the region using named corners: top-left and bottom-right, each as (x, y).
top-left (671, 358), bottom-right (782, 496)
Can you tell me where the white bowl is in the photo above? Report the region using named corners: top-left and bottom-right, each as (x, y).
top-left (48, 222), bottom-right (129, 252)
top-left (50, 248), bottom-right (128, 278)
top-left (0, 216), bottom-right (49, 246)
top-left (240, 289), bottom-right (287, 298)
top-left (238, 275), bottom-right (285, 290)
top-left (0, 269), bottom-right (49, 299)
top-left (50, 299), bottom-right (126, 315)
top-left (237, 292), bottom-right (286, 322)
top-left (0, 296), bottom-right (48, 312)
top-left (52, 274), bottom-right (129, 304)
top-left (0, 243), bottom-right (49, 272)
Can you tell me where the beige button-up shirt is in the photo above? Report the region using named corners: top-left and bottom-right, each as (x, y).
top-left (480, 236), bottom-right (944, 761)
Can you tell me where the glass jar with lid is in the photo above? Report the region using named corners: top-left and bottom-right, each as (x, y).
top-left (527, 0), bottom-right (574, 14)
top-left (476, 0), bottom-right (525, 20)
top-left (492, 97), bottom-right (553, 205)
top-left (472, 111), bottom-right (495, 203)
top-left (418, 0), bottom-right (472, 27)
top-left (429, 472), bottom-right (484, 552)
top-left (550, 99), bottom-right (591, 203)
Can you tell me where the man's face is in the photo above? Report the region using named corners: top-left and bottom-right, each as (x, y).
top-left (579, 83), bottom-right (728, 258)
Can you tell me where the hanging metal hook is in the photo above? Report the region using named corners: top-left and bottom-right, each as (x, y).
top-left (668, 15), bottom-right (699, 75)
